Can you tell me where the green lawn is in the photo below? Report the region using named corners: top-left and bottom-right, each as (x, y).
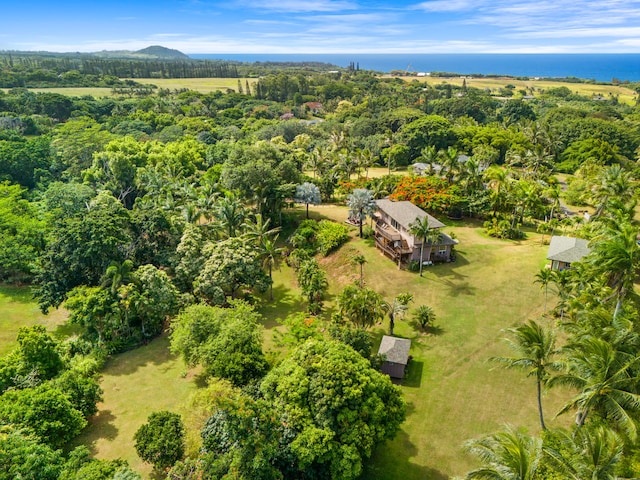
top-left (0, 285), bottom-right (69, 356)
top-left (303, 205), bottom-right (568, 478)
top-left (71, 335), bottom-right (200, 479)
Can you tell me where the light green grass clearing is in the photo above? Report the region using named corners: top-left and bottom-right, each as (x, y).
top-left (0, 285), bottom-right (68, 356)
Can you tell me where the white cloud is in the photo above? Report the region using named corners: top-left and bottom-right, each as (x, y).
top-left (236, 0), bottom-right (357, 13)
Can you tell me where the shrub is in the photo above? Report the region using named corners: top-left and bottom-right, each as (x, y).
top-left (134, 411), bottom-right (185, 470)
top-left (316, 220), bottom-right (350, 256)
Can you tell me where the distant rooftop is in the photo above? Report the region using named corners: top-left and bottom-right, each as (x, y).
top-left (547, 236), bottom-right (590, 263)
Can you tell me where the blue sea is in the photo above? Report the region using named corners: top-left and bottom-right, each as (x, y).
top-left (190, 53), bottom-right (640, 82)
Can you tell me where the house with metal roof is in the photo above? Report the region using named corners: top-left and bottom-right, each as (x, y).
top-left (546, 235), bottom-right (591, 270)
top-left (374, 198), bottom-right (457, 267)
top-left (378, 335), bottom-right (411, 379)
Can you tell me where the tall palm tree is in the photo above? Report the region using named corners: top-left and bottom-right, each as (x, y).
top-left (549, 336), bottom-right (640, 440)
top-left (260, 236), bottom-right (283, 301)
top-left (409, 216), bottom-right (442, 277)
top-left (463, 425), bottom-right (543, 480)
top-left (591, 164), bottom-right (633, 219)
top-left (242, 213), bottom-right (280, 247)
top-left (491, 320), bottom-right (561, 430)
top-left (534, 268), bottom-right (553, 314)
top-left (346, 189), bottom-right (377, 238)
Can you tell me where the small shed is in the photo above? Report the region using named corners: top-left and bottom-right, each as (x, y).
top-left (378, 335), bottom-right (411, 379)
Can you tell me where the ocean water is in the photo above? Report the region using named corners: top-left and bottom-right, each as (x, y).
top-left (190, 53), bottom-right (640, 82)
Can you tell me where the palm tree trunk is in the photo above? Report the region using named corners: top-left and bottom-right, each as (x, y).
top-left (306, 203), bottom-right (309, 219)
top-left (419, 243), bottom-right (424, 277)
top-left (269, 264), bottom-right (274, 301)
top-left (537, 379), bottom-right (546, 430)
top-left (389, 313), bottom-right (395, 336)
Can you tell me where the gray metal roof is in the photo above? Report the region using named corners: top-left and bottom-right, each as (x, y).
top-left (547, 236), bottom-right (591, 263)
top-left (376, 199), bottom-right (446, 230)
top-left (378, 335), bottom-right (411, 365)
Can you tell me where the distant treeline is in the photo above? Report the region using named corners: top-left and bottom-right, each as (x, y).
top-left (0, 53), bottom-right (344, 88)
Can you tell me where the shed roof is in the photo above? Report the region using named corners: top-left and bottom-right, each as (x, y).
top-left (547, 236), bottom-right (591, 263)
top-left (376, 199), bottom-right (445, 230)
top-left (378, 335), bottom-right (411, 365)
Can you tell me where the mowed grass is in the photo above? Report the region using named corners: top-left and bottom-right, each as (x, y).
top-left (303, 204), bottom-right (568, 478)
top-left (0, 285), bottom-right (69, 356)
top-left (128, 77), bottom-right (258, 93)
top-left (72, 335), bottom-right (200, 479)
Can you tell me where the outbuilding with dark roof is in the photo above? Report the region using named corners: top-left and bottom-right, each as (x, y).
top-left (378, 335), bottom-right (411, 379)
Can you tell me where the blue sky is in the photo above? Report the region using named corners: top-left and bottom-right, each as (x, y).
top-left (3, 0), bottom-right (640, 53)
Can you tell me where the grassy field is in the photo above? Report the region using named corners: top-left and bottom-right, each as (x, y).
top-left (71, 335), bottom-right (200, 479)
top-left (395, 75), bottom-right (638, 105)
top-left (0, 285), bottom-right (69, 356)
top-left (7, 75), bottom-right (633, 104)
top-left (303, 205), bottom-right (568, 478)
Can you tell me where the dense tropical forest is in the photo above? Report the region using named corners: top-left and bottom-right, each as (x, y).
top-left (1, 50), bottom-right (640, 479)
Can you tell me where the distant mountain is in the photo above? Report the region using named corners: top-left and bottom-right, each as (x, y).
top-left (134, 46), bottom-right (190, 59)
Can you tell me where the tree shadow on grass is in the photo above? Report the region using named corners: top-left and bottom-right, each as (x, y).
top-left (103, 335), bottom-right (179, 377)
top-left (259, 284), bottom-right (306, 329)
top-left (402, 359), bottom-right (423, 388)
top-left (407, 321), bottom-right (445, 337)
top-left (75, 409), bottom-right (119, 454)
top-left (363, 429), bottom-right (448, 480)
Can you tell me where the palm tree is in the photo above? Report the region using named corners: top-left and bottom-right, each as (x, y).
top-left (102, 259), bottom-right (135, 295)
top-left (352, 253), bottom-right (367, 288)
top-left (384, 293), bottom-right (413, 336)
top-left (346, 189), bottom-right (377, 238)
top-left (463, 425), bottom-right (542, 480)
top-left (544, 426), bottom-right (623, 480)
top-left (338, 284), bottom-right (386, 329)
top-left (550, 336), bottom-right (640, 440)
top-left (587, 220), bottom-right (640, 320)
top-left (591, 164), bottom-right (634, 218)
top-left (413, 305), bottom-right (436, 331)
top-left (534, 268), bottom-right (553, 314)
top-left (409, 216), bottom-right (442, 277)
top-left (294, 182), bottom-right (321, 219)
top-left (491, 320), bottom-right (561, 430)
top-left (260, 236), bottom-right (283, 301)
top-left (242, 213), bottom-right (280, 247)
top-left (215, 194), bottom-right (245, 238)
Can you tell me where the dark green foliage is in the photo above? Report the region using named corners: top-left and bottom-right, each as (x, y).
top-left (59, 446), bottom-right (140, 480)
top-left (0, 426), bottom-right (64, 480)
top-left (35, 192), bottom-right (132, 312)
top-left (134, 411), bottom-right (185, 470)
top-left (0, 136), bottom-right (51, 188)
top-left (261, 339), bottom-right (406, 480)
top-left (52, 370), bottom-right (103, 418)
top-left (0, 383), bottom-right (86, 448)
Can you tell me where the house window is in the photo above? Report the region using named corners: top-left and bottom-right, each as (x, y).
top-left (391, 219), bottom-right (398, 229)
top-left (438, 246), bottom-right (447, 255)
